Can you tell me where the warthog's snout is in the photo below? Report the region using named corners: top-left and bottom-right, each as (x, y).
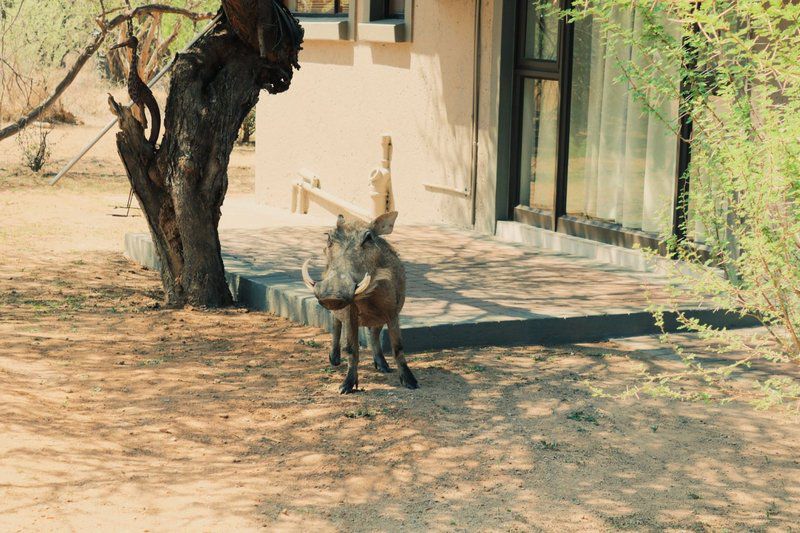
top-left (317, 296), bottom-right (350, 311)
top-left (303, 259), bottom-right (371, 310)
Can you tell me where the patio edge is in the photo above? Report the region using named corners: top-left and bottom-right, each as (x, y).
top-left (125, 232), bottom-right (760, 353)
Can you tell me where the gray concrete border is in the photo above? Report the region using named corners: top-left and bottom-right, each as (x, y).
top-left (125, 232), bottom-right (759, 353)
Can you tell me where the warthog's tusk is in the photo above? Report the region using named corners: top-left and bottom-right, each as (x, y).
top-left (301, 259), bottom-right (316, 290)
top-left (354, 272), bottom-right (371, 296)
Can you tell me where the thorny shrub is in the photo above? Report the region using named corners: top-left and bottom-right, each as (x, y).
top-left (564, 0), bottom-right (800, 409)
top-left (16, 122), bottom-right (51, 172)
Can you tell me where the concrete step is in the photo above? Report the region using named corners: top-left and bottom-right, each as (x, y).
top-left (124, 227), bottom-right (758, 353)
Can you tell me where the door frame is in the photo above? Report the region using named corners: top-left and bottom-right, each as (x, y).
top-left (508, 0), bottom-right (568, 232)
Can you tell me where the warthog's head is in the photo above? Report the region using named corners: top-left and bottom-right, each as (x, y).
top-left (302, 212), bottom-right (398, 311)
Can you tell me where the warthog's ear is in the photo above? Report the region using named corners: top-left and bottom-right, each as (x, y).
top-left (370, 211), bottom-right (398, 235)
top-left (336, 214), bottom-right (346, 229)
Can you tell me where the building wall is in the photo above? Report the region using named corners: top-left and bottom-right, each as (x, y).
top-left (255, 0), bottom-right (503, 232)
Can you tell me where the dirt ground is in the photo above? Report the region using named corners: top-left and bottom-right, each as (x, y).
top-left (2, 121), bottom-right (800, 531)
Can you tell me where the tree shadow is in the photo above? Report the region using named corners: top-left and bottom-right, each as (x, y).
top-left (2, 253), bottom-right (798, 530)
top-left (220, 224), bottom-right (678, 327)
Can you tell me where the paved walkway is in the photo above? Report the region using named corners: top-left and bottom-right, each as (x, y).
top-left (125, 222), bottom-right (754, 352)
top-left (222, 225), bottom-right (675, 323)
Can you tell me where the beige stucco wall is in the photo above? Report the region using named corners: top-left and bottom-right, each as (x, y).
top-left (255, 0), bottom-right (504, 232)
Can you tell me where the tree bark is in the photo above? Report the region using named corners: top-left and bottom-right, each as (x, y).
top-left (110, 16), bottom-right (294, 307)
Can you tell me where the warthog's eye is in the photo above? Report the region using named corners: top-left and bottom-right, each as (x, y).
top-left (361, 230), bottom-right (374, 247)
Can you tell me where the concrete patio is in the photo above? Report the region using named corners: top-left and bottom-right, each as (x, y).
top-left (125, 219), bottom-right (756, 353)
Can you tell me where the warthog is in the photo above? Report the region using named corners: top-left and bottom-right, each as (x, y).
top-left (301, 211), bottom-right (418, 394)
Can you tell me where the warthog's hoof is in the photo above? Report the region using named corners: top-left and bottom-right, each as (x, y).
top-left (339, 375), bottom-right (358, 394)
top-left (373, 357), bottom-right (392, 373)
top-left (329, 347), bottom-right (341, 367)
top-left (399, 369), bottom-right (419, 390)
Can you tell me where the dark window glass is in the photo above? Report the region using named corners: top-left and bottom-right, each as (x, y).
top-left (287, 0), bottom-right (349, 15)
top-left (523, 0), bottom-right (559, 62)
top-left (517, 78), bottom-right (560, 210)
top-left (386, 0), bottom-right (404, 18)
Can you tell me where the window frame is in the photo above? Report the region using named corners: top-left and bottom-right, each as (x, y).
top-left (359, 0), bottom-right (413, 43)
top-left (508, 0), bottom-right (565, 232)
top-left (285, 0), bottom-right (356, 40)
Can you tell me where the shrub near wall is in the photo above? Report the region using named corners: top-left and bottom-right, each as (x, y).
top-left (567, 1), bottom-right (800, 409)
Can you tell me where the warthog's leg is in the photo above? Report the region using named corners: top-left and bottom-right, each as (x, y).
top-left (339, 306), bottom-right (360, 394)
top-left (329, 316), bottom-right (342, 367)
top-left (369, 326), bottom-right (391, 373)
top-left (387, 317), bottom-right (418, 389)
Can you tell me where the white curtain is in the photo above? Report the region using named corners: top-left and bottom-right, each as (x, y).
top-left (568, 10), bottom-right (679, 234)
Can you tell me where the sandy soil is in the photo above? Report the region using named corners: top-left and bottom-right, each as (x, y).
top-left (2, 122), bottom-right (800, 531)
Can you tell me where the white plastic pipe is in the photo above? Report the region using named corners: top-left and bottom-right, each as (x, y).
top-left (294, 180), bottom-right (371, 222)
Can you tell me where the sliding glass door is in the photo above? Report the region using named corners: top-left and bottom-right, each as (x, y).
top-left (509, 1), bottom-right (687, 249)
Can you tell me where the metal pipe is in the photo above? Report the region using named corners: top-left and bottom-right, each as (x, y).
top-left (49, 13), bottom-right (223, 186)
top-left (422, 182), bottom-right (469, 197)
top-left (469, 0), bottom-right (483, 226)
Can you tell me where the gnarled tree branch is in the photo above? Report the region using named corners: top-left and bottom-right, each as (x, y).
top-left (0, 4), bottom-right (214, 142)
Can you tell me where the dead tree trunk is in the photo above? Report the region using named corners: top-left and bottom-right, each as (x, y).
top-left (110, 12), bottom-right (300, 307)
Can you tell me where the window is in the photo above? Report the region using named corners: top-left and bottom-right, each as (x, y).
top-left (285, 0), bottom-right (353, 40)
top-left (507, 0), bottom-right (691, 251)
top-left (364, 0), bottom-right (405, 20)
top-left (285, 0), bottom-right (349, 16)
top-left (523, 0), bottom-right (558, 62)
top-left (513, 0), bottom-right (561, 220)
top-left (360, 0), bottom-right (412, 42)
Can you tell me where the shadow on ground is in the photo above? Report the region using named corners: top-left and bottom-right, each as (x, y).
top-left (0, 253), bottom-right (798, 531)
